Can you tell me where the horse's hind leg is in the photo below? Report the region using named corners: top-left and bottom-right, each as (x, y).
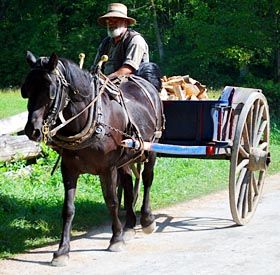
top-left (100, 167), bottom-right (124, 252)
top-left (51, 162), bottom-right (78, 267)
top-left (140, 152), bottom-right (156, 234)
top-left (118, 165), bottom-right (136, 241)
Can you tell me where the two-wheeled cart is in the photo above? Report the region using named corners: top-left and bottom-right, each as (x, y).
top-left (123, 86), bottom-right (270, 225)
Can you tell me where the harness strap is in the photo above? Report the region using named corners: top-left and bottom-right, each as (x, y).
top-left (128, 75), bottom-right (163, 139)
top-left (49, 78), bottom-right (109, 137)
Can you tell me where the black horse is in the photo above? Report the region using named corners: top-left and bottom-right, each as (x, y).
top-left (21, 51), bottom-right (164, 266)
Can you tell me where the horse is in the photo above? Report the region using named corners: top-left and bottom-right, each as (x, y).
top-left (21, 51), bottom-right (164, 266)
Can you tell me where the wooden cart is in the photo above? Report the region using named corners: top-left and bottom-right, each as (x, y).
top-left (122, 86), bottom-right (270, 225)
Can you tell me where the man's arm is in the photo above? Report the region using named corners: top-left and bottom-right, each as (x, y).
top-left (107, 64), bottom-right (134, 79)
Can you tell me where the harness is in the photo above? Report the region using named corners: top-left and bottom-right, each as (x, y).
top-left (39, 60), bottom-right (106, 149)
top-left (41, 61), bottom-right (163, 157)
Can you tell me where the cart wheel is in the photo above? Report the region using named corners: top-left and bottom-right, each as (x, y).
top-left (229, 93), bottom-right (270, 225)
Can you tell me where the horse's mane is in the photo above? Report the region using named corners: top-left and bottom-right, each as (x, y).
top-left (59, 58), bottom-right (93, 100)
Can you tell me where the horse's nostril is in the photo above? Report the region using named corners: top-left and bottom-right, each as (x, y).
top-left (32, 129), bottom-right (41, 140)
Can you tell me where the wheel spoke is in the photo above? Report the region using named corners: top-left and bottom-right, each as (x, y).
top-left (259, 141), bottom-right (268, 150)
top-left (242, 179), bottom-right (249, 218)
top-left (257, 170), bottom-right (265, 189)
top-left (248, 173), bottom-right (253, 212)
top-left (237, 172), bottom-right (249, 215)
top-left (255, 104), bottom-right (265, 139)
top-left (242, 123), bottom-right (250, 152)
top-left (252, 100), bottom-right (260, 146)
top-left (247, 106), bottom-right (253, 145)
top-left (236, 159), bottom-right (249, 175)
top-left (239, 145), bottom-right (249, 158)
top-left (252, 172), bottom-right (259, 196)
top-left (255, 120), bottom-right (268, 146)
top-left (235, 168), bottom-right (247, 194)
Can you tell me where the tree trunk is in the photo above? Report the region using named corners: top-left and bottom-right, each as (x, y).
top-left (150, 0), bottom-right (164, 61)
top-left (0, 135), bottom-right (41, 162)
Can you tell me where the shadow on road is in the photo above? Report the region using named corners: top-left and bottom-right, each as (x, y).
top-left (5, 214), bottom-right (238, 267)
top-left (153, 213), bottom-right (238, 233)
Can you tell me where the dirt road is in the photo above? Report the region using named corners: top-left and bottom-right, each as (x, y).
top-left (1, 173), bottom-right (280, 275)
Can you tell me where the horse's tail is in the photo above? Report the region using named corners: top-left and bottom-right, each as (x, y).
top-left (135, 62), bottom-right (162, 92)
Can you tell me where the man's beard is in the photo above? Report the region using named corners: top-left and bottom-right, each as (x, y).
top-left (107, 26), bottom-right (126, 38)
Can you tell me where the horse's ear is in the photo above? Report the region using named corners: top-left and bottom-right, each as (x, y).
top-left (47, 52), bottom-right (58, 71)
top-left (26, 51), bottom-right (37, 68)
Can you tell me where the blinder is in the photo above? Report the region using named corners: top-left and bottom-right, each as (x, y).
top-left (47, 73), bottom-right (58, 100)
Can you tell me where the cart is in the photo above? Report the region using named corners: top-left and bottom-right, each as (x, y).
top-left (122, 86), bottom-right (270, 225)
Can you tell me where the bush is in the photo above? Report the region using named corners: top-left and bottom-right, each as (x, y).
top-left (243, 74), bottom-right (280, 118)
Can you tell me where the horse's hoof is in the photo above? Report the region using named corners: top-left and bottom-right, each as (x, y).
top-left (108, 241), bottom-right (125, 252)
top-left (51, 254), bottom-right (69, 267)
top-left (123, 228), bottom-right (136, 242)
top-left (142, 220), bottom-right (156, 234)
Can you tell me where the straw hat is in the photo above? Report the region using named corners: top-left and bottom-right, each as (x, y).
top-left (98, 3), bottom-right (136, 26)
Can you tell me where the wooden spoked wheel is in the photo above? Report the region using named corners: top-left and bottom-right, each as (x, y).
top-left (229, 93), bottom-right (270, 225)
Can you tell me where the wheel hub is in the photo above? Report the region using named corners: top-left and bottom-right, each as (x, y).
top-left (248, 147), bottom-right (268, 171)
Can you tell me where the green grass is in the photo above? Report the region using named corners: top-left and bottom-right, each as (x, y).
top-left (0, 89), bottom-right (279, 258)
top-left (0, 89), bottom-right (27, 119)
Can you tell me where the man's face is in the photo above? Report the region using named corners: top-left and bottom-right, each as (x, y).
top-left (106, 18), bottom-right (128, 38)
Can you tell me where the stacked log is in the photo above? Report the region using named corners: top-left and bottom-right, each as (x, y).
top-left (160, 75), bottom-right (208, 100)
top-left (0, 135), bottom-right (41, 162)
top-left (0, 112), bottom-right (41, 162)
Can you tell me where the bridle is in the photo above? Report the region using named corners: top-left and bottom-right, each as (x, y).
top-left (41, 61), bottom-right (72, 142)
top-left (36, 60), bottom-right (108, 146)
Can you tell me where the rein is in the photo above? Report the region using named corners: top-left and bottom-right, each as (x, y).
top-left (46, 77), bottom-right (109, 138)
top-left (42, 63), bottom-right (109, 144)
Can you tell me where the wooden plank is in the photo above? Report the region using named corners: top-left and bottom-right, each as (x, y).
top-left (0, 112), bottom-right (28, 136)
top-left (0, 135), bottom-right (41, 162)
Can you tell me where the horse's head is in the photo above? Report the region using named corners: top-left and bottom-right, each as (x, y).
top-left (21, 51), bottom-right (62, 142)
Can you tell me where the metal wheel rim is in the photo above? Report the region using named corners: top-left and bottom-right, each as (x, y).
top-left (229, 93), bottom-right (270, 225)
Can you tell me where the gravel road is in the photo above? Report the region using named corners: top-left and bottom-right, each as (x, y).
top-left (1, 173), bottom-right (279, 275)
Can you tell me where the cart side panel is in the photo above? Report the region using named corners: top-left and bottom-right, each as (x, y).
top-left (160, 100), bottom-right (221, 146)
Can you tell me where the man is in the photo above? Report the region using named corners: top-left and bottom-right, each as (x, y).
top-left (92, 3), bottom-right (149, 79)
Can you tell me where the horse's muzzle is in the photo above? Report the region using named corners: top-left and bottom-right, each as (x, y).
top-left (25, 123), bottom-right (42, 142)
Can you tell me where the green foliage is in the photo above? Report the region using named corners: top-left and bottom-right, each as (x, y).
top-left (1, 0), bottom-right (279, 90)
top-left (0, 89), bottom-right (27, 118)
top-left (0, 145), bottom-right (108, 258)
top-left (243, 74), bottom-right (280, 117)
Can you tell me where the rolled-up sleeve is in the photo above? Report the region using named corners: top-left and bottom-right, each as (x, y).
top-left (124, 35), bottom-right (149, 70)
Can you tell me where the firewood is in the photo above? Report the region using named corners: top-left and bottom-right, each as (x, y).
top-left (161, 74), bottom-right (208, 101)
top-left (197, 91), bottom-right (208, 99)
top-left (190, 95), bottom-right (199, 100)
top-left (173, 86), bottom-right (186, 100)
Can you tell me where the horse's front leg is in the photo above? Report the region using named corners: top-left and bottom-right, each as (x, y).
top-left (51, 162), bottom-right (79, 266)
top-left (141, 153), bottom-right (156, 234)
top-left (100, 167), bottom-right (124, 252)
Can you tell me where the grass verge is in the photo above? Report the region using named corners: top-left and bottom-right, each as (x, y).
top-left (0, 89), bottom-right (27, 119)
